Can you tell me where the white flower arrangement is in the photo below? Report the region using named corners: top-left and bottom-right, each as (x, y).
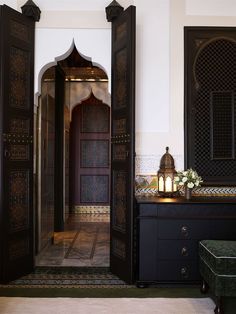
top-left (175, 168), bottom-right (203, 189)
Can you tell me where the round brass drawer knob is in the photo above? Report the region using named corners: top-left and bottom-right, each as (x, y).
top-left (181, 247), bottom-right (188, 256)
top-left (181, 226), bottom-right (189, 237)
top-left (180, 267), bottom-right (189, 278)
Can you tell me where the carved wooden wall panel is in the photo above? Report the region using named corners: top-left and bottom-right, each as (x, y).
top-left (113, 118), bottom-right (127, 135)
top-left (113, 144), bottom-right (127, 161)
top-left (9, 118), bottom-right (30, 134)
top-left (9, 47), bottom-right (30, 109)
top-left (114, 48), bottom-right (127, 109)
top-left (116, 21), bottom-right (127, 42)
top-left (82, 104), bottom-right (109, 133)
top-left (0, 4), bottom-right (35, 283)
top-left (9, 171), bottom-right (29, 233)
top-left (80, 175), bottom-right (109, 203)
top-left (185, 28), bottom-right (236, 184)
top-left (112, 170), bottom-right (126, 233)
top-left (9, 238), bottom-right (29, 261)
top-left (109, 5), bottom-right (136, 283)
top-left (211, 91), bottom-right (234, 160)
top-left (9, 144), bottom-right (29, 161)
top-left (112, 238), bottom-right (126, 260)
top-left (10, 20), bottom-right (29, 42)
top-left (81, 140), bottom-right (109, 168)
top-left (70, 94), bottom-right (110, 206)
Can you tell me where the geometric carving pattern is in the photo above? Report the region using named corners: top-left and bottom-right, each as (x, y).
top-left (114, 48), bottom-right (127, 109)
top-left (81, 140), bottom-right (109, 168)
top-left (82, 104), bottom-right (109, 133)
top-left (112, 170), bottom-right (126, 233)
top-left (9, 171), bottom-right (29, 233)
top-left (193, 38), bottom-right (236, 178)
top-left (9, 144), bottom-right (29, 161)
top-left (8, 238), bottom-right (29, 261)
top-left (81, 175), bottom-right (109, 203)
top-left (9, 118), bottom-right (30, 134)
top-left (9, 47), bottom-right (29, 109)
top-left (113, 144), bottom-right (127, 161)
top-left (211, 91), bottom-right (234, 159)
top-left (113, 118), bottom-right (126, 135)
top-left (112, 238), bottom-right (126, 260)
top-left (116, 21), bottom-right (127, 42)
top-left (10, 20), bottom-right (29, 42)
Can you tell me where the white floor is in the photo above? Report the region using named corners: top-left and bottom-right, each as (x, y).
top-left (0, 297), bottom-right (215, 314)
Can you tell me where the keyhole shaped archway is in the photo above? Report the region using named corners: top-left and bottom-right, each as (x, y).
top-left (36, 43), bottom-right (111, 256)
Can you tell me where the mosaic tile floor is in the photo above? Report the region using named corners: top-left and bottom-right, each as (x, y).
top-left (36, 214), bottom-right (110, 267)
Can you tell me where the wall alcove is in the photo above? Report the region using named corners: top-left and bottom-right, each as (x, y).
top-left (185, 27), bottom-right (236, 185)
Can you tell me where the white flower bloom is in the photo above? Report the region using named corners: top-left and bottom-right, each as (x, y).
top-left (174, 168), bottom-right (203, 188)
top-left (187, 182), bottom-right (194, 189)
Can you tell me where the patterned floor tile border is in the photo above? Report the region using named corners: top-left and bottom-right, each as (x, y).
top-left (1, 267), bottom-right (131, 288)
top-left (72, 206), bottom-right (110, 214)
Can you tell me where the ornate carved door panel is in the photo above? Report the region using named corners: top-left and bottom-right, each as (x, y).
top-left (0, 5), bottom-right (36, 282)
top-left (109, 6), bottom-right (136, 283)
top-left (70, 93), bottom-right (110, 209)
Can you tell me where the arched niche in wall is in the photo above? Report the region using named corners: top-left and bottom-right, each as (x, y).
top-left (185, 27), bottom-right (236, 185)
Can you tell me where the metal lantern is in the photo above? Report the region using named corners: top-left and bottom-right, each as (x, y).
top-left (157, 147), bottom-right (177, 197)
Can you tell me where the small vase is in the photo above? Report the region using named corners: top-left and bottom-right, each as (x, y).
top-left (185, 186), bottom-right (192, 200)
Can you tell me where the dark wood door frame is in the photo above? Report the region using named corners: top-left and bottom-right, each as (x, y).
top-left (54, 65), bottom-right (65, 231)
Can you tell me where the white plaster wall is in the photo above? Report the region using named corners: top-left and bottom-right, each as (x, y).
top-left (0, 0), bottom-right (16, 8)
top-left (186, 0), bottom-right (236, 16)
top-left (35, 28), bottom-right (111, 94)
top-left (135, 0), bottom-right (170, 134)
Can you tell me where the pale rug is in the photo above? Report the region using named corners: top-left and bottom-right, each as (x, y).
top-left (0, 297), bottom-right (215, 314)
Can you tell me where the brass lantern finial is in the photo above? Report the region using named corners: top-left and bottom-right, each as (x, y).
top-left (157, 147), bottom-right (177, 197)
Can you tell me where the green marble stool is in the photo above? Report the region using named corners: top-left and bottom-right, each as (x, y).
top-left (199, 240), bottom-right (236, 314)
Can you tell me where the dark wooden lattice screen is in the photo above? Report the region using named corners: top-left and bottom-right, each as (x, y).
top-left (185, 28), bottom-right (236, 184)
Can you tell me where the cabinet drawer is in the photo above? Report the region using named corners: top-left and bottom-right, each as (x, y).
top-left (158, 220), bottom-right (211, 239)
top-left (157, 261), bottom-right (199, 281)
top-left (158, 240), bottom-right (198, 260)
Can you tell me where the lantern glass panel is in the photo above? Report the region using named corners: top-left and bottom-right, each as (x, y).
top-left (165, 176), bottom-right (172, 192)
top-left (158, 176), bottom-right (164, 192)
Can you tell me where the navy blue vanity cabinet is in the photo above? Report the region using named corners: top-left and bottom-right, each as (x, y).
top-left (136, 197), bottom-right (236, 286)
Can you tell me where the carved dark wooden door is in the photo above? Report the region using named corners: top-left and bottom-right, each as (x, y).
top-left (110, 6), bottom-right (136, 283)
top-left (0, 5), bottom-right (35, 282)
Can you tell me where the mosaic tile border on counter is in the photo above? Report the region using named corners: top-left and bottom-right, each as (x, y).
top-left (135, 175), bottom-right (236, 197)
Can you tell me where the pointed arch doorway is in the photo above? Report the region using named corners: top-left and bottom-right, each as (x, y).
top-left (0, 3), bottom-right (136, 284)
top-left (36, 44), bottom-right (111, 267)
